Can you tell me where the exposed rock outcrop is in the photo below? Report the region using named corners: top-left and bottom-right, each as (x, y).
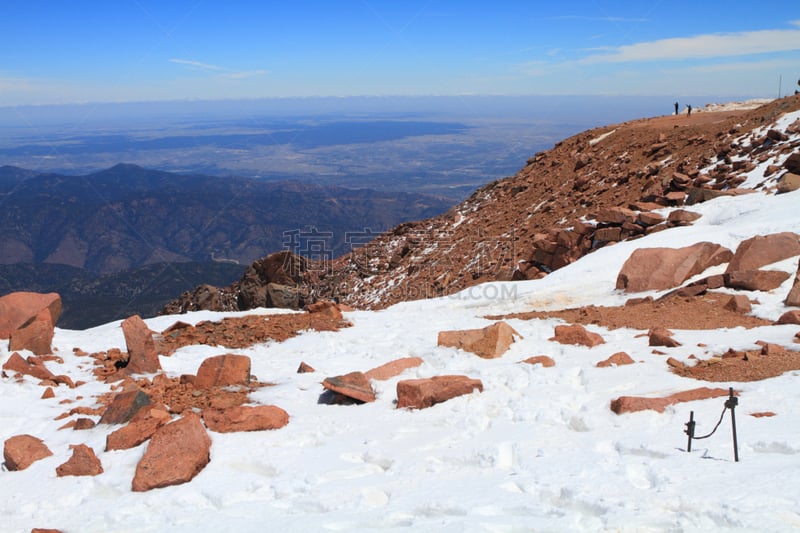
top-left (202, 405), bottom-right (289, 433)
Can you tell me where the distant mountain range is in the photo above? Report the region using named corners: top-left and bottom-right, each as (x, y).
top-left (0, 164), bottom-right (453, 327)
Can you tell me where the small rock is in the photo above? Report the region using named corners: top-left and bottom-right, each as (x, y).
top-left (99, 389), bottom-right (152, 425)
top-left (106, 407), bottom-right (171, 451)
top-left (297, 361), bottom-right (315, 373)
top-left (723, 294), bottom-right (752, 313)
top-left (55, 444), bottom-right (103, 477)
top-left (365, 357), bottom-right (424, 381)
top-left (521, 355), bottom-right (556, 367)
top-left (321, 372), bottom-right (376, 403)
top-left (305, 300), bottom-right (343, 320)
top-left (649, 327), bottom-right (681, 347)
top-left (776, 310), bottom-right (800, 325)
top-left (41, 387), bottom-right (55, 399)
top-left (596, 352), bottom-right (634, 367)
top-left (550, 324), bottom-right (605, 347)
top-left (437, 322), bottom-right (522, 359)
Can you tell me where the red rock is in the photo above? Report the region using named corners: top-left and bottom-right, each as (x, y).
top-left (8, 308), bottom-right (54, 355)
top-left (31, 529), bottom-right (63, 533)
top-left (597, 352), bottom-right (635, 367)
top-left (667, 209), bottom-right (702, 225)
top-left (132, 413), bottom-right (211, 492)
top-left (297, 361), bottom-right (315, 373)
top-left (616, 242), bottom-right (732, 292)
top-left (649, 327), bottom-right (681, 347)
top-left (777, 172), bottom-right (800, 193)
top-left (202, 405), bottom-right (289, 433)
top-left (365, 357), bottom-right (424, 381)
top-left (2, 352), bottom-right (55, 381)
top-left (437, 322), bottom-right (521, 359)
top-left (305, 300), bottom-right (343, 320)
top-left (41, 387), bottom-right (55, 399)
top-left (785, 262), bottom-right (800, 306)
top-left (610, 387), bottom-right (730, 414)
top-left (3, 434), bottom-right (53, 471)
top-left (55, 444), bottom-right (103, 477)
top-left (396, 375), bottom-right (484, 409)
top-left (724, 270), bottom-right (791, 291)
top-left (723, 294), bottom-right (752, 313)
top-left (121, 315), bottom-right (161, 374)
top-left (73, 418), bottom-right (96, 430)
top-left (99, 389), bottom-right (152, 425)
top-left (106, 408), bottom-right (171, 451)
top-left (321, 371), bottom-right (375, 403)
top-left (777, 310), bottom-right (800, 325)
top-left (637, 211), bottom-right (666, 226)
top-left (750, 412), bottom-right (776, 418)
top-left (521, 355), bottom-right (556, 367)
top-left (194, 354), bottom-right (251, 389)
top-left (596, 206), bottom-right (637, 225)
top-left (0, 292), bottom-right (61, 339)
top-left (550, 324), bottom-right (605, 347)
top-left (725, 232), bottom-right (800, 273)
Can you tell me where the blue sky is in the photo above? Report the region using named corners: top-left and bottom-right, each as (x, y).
top-left (1, 1), bottom-right (799, 105)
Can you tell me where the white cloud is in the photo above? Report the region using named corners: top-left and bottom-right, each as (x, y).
top-left (581, 27), bottom-right (800, 63)
top-left (169, 59), bottom-right (267, 79)
top-left (169, 58), bottom-right (225, 71)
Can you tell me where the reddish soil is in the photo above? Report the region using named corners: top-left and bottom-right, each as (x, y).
top-left (672, 345), bottom-right (800, 382)
top-left (487, 292), bottom-right (771, 330)
top-left (156, 312), bottom-right (351, 355)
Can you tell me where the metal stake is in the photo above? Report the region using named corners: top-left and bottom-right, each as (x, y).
top-left (725, 387), bottom-right (739, 462)
top-left (685, 411), bottom-right (695, 453)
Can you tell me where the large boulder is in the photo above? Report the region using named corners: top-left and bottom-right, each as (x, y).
top-left (3, 434), bottom-right (53, 471)
top-left (616, 242), bottom-right (733, 292)
top-left (725, 232), bottom-right (800, 273)
top-left (396, 375), bottom-right (483, 409)
top-left (0, 292), bottom-right (61, 339)
top-left (202, 405), bottom-right (289, 433)
top-left (194, 354), bottom-right (251, 390)
top-left (121, 315), bottom-right (161, 374)
top-left (8, 308), bottom-right (54, 355)
top-left (55, 444), bottom-right (103, 477)
top-left (132, 413), bottom-right (211, 492)
top-left (437, 322), bottom-right (521, 359)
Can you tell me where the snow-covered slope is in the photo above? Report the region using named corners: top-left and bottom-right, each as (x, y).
top-left (2, 113), bottom-right (800, 532)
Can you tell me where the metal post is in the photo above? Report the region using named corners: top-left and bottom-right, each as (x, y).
top-left (685, 411), bottom-right (695, 453)
top-left (725, 387), bottom-right (739, 462)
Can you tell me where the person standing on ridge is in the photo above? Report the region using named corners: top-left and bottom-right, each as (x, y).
top-left (687, 104), bottom-right (692, 116)
top-left (674, 101), bottom-right (679, 115)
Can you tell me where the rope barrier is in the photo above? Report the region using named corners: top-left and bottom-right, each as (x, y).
top-left (684, 387), bottom-right (739, 461)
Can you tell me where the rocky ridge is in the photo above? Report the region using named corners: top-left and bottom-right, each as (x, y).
top-left (164, 95), bottom-right (800, 315)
